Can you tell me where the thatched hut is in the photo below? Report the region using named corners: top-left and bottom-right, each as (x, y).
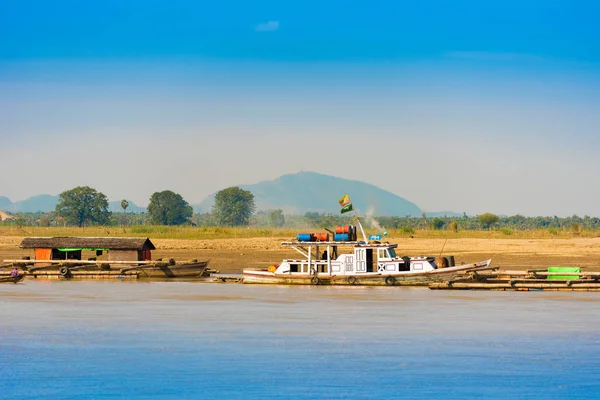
top-left (19, 237), bottom-right (156, 262)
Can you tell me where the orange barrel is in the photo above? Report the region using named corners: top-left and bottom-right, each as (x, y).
top-left (335, 225), bottom-right (350, 234)
top-left (314, 233), bottom-right (330, 242)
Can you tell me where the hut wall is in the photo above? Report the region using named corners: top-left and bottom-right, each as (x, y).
top-left (109, 250), bottom-right (141, 262)
top-left (35, 248), bottom-right (52, 260)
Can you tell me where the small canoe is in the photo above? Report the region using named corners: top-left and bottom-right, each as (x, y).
top-left (0, 274), bottom-right (25, 284)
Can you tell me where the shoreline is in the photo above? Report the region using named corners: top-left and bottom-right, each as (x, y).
top-left (2, 236), bottom-right (600, 274)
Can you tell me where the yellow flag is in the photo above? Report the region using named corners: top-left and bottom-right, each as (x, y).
top-left (338, 194), bottom-right (351, 207)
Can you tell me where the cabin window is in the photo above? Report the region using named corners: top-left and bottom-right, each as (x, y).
top-left (378, 249), bottom-right (389, 259)
top-left (290, 264), bottom-right (299, 273)
top-left (413, 263), bottom-right (423, 271)
top-left (398, 262), bottom-right (410, 272)
top-left (388, 248), bottom-right (397, 258)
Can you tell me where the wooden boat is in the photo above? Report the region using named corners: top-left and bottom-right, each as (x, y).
top-left (429, 266), bottom-right (600, 291)
top-left (120, 260), bottom-right (211, 279)
top-left (3, 259), bottom-right (211, 280)
top-left (6, 237), bottom-right (211, 280)
top-left (0, 274), bottom-right (25, 284)
top-left (243, 232), bottom-right (492, 286)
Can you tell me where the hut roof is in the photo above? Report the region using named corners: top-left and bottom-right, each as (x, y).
top-left (19, 237), bottom-right (156, 250)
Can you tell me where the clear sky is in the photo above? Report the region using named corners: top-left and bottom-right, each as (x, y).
top-left (1, 1), bottom-right (599, 216)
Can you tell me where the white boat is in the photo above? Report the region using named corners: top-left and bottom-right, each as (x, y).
top-left (243, 234), bottom-right (492, 286)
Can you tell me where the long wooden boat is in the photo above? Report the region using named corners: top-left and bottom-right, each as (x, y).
top-left (0, 274), bottom-right (25, 284)
top-left (243, 235), bottom-right (492, 286)
top-left (120, 260), bottom-right (210, 278)
top-left (3, 259), bottom-right (211, 280)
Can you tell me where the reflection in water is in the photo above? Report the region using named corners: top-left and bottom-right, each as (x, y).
top-left (1, 281), bottom-right (600, 399)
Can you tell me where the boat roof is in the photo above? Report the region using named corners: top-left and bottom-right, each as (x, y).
top-left (20, 237), bottom-right (156, 251)
top-left (282, 241), bottom-right (397, 249)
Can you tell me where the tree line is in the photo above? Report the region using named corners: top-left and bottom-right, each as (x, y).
top-left (3, 185), bottom-right (600, 232)
top-left (1, 186), bottom-right (256, 228)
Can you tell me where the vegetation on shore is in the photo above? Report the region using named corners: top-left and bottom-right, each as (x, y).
top-left (3, 185), bottom-right (599, 240)
top-left (0, 225), bottom-right (597, 240)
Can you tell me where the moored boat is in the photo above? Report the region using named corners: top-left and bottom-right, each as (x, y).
top-left (243, 229), bottom-right (492, 286)
top-left (5, 237), bottom-right (211, 280)
top-left (120, 259), bottom-right (211, 279)
top-left (0, 273), bottom-right (25, 284)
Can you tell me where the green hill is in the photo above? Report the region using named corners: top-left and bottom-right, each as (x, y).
top-left (194, 171), bottom-right (422, 217)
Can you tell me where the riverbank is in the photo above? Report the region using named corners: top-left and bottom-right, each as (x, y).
top-left (2, 235), bottom-right (600, 274)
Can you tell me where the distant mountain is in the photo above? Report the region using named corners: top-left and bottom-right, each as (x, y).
top-left (0, 196), bottom-right (12, 211)
top-left (17, 195), bottom-right (59, 212)
top-left (0, 195), bottom-right (60, 213)
top-left (0, 195), bottom-right (145, 213)
top-left (194, 171), bottom-right (422, 217)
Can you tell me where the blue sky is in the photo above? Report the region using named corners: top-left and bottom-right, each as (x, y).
top-left (1, 1), bottom-right (600, 216)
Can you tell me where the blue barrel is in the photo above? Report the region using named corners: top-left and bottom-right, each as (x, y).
top-left (334, 233), bottom-right (349, 241)
top-left (297, 233), bottom-right (314, 242)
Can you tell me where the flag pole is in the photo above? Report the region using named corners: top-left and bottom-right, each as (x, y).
top-left (339, 194), bottom-right (368, 242)
top-left (353, 209), bottom-right (368, 243)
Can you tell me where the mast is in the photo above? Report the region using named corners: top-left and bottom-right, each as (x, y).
top-left (353, 209), bottom-right (368, 243)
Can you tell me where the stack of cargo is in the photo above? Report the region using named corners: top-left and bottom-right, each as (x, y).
top-left (297, 233), bottom-right (330, 242)
top-left (297, 227), bottom-right (357, 242)
top-left (334, 225), bottom-right (357, 241)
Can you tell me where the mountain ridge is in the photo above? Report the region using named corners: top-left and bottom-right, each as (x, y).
top-left (0, 195), bottom-right (146, 214)
top-left (195, 171), bottom-right (422, 216)
top-left (2, 172), bottom-right (430, 216)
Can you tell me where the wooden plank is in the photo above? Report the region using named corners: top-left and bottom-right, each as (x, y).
top-left (3, 259), bottom-right (156, 265)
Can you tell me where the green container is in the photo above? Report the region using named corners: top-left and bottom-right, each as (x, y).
top-left (547, 266), bottom-right (580, 280)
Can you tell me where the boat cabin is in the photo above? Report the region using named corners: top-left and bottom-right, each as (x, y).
top-left (19, 237), bottom-right (156, 262)
top-left (276, 240), bottom-right (439, 276)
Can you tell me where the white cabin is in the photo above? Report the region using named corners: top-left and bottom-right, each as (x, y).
top-left (274, 241), bottom-right (438, 276)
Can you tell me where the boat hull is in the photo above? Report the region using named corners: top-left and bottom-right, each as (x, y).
top-left (243, 260), bottom-right (492, 286)
top-left (128, 262), bottom-right (210, 279)
top-left (0, 274), bottom-right (25, 284)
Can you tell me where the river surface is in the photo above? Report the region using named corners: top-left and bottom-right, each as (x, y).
top-left (1, 280), bottom-right (599, 399)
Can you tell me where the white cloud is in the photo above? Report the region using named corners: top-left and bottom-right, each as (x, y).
top-left (254, 21), bottom-right (279, 32)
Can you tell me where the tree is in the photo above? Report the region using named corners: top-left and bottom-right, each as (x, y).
top-left (147, 190), bottom-right (193, 225)
top-left (268, 209), bottom-right (285, 227)
top-left (431, 217), bottom-right (445, 230)
top-left (447, 221), bottom-right (458, 232)
top-left (120, 199), bottom-right (129, 226)
top-left (478, 213), bottom-right (499, 229)
top-left (55, 186), bottom-right (111, 227)
top-left (213, 187), bottom-right (255, 226)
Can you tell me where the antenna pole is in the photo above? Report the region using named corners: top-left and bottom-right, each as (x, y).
top-left (353, 209), bottom-right (368, 243)
top-left (438, 238), bottom-right (448, 259)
